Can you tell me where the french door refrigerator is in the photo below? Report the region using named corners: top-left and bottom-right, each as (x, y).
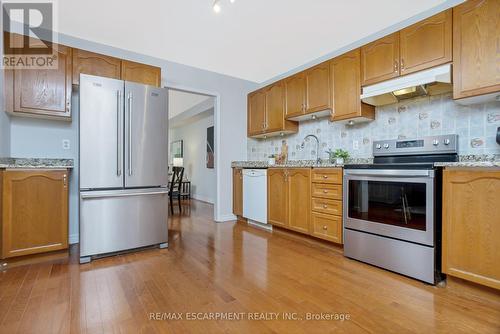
top-left (79, 74), bottom-right (168, 264)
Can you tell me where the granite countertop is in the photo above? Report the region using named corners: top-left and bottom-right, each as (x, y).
top-left (0, 158), bottom-right (74, 169)
top-left (434, 155), bottom-right (500, 168)
top-left (231, 158), bottom-right (373, 169)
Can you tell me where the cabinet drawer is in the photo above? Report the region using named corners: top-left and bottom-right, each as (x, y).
top-left (311, 198), bottom-right (342, 216)
top-left (311, 183), bottom-right (342, 200)
top-left (312, 169), bottom-right (342, 184)
top-left (311, 212), bottom-right (343, 244)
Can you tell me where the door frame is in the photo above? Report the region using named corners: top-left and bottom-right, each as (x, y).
top-left (165, 83), bottom-right (221, 222)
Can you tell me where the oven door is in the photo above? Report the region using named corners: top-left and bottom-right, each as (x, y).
top-left (343, 169), bottom-right (435, 246)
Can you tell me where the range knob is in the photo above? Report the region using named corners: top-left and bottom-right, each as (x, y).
top-left (383, 143), bottom-right (390, 149)
top-left (443, 138), bottom-right (450, 145)
top-left (376, 144), bottom-right (382, 149)
top-left (433, 139), bottom-right (439, 146)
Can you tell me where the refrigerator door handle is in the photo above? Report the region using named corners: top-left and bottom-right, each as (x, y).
top-left (127, 92), bottom-right (133, 176)
top-left (117, 90), bottom-right (122, 176)
top-left (81, 189), bottom-right (169, 199)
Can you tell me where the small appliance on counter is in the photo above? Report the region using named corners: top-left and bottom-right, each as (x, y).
top-left (343, 134), bottom-right (458, 284)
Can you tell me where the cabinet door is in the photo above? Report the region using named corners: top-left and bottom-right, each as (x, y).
top-left (442, 169), bottom-right (500, 290)
top-left (400, 9), bottom-right (452, 75)
top-left (247, 90), bottom-right (266, 136)
top-left (72, 49), bottom-right (121, 85)
top-left (268, 169), bottom-right (287, 227)
top-left (305, 62), bottom-right (331, 113)
top-left (331, 49), bottom-right (363, 120)
top-left (2, 170), bottom-right (69, 259)
top-left (284, 73), bottom-right (306, 118)
top-left (121, 60), bottom-right (161, 87)
top-left (287, 169), bottom-right (311, 234)
top-left (11, 44), bottom-right (72, 119)
top-left (233, 168), bottom-right (243, 216)
top-left (264, 82), bottom-right (285, 133)
top-left (453, 0), bottom-right (500, 100)
top-left (361, 32), bottom-right (400, 86)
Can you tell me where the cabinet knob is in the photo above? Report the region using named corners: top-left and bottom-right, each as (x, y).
top-left (394, 60), bottom-right (399, 73)
top-left (323, 204), bottom-right (327, 209)
top-left (400, 59), bottom-right (405, 71)
top-left (323, 225), bottom-right (328, 230)
top-left (323, 190), bottom-right (328, 193)
top-left (63, 174), bottom-right (67, 187)
top-left (323, 175), bottom-right (328, 179)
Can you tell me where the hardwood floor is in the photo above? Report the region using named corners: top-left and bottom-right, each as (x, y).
top-left (1, 200), bottom-right (499, 333)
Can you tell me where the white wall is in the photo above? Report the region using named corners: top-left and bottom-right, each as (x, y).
top-left (6, 32), bottom-right (257, 243)
top-left (170, 111), bottom-right (216, 204)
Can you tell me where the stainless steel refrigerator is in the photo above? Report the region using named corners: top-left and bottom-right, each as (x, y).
top-left (79, 74), bottom-right (168, 264)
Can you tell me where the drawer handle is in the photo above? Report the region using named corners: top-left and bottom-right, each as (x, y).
top-left (323, 175), bottom-right (328, 179)
top-left (323, 225), bottom-right (328, 230)
top-left (323, 190), bottom-right (328, 193)
top-left (323, 204), bottom-right (328, 209)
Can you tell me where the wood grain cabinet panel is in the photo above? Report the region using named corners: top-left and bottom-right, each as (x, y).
top-left (232, 168), bottom-right (243, 216)
top-left (121, 60), bottom-right (161, 87)
top-left (330, 49), bottom-right (375, 122)
top-left (285, 73), bottom-right (306, 118)
top-left (361, 32), bottom-right (400, 86)
top-left (305, 62), bottom-right (331, 113)
top-left (400, 9), bottom-right (452, 75)
top-left (442, 169), bottom-right (500, 290)
top-left (311, 168), bottom-right (343, 184)
top-left (311, 198), bottom-right (342, 216)
top-left (453, 0), bottom-right (500, 100)
top-left (267, 168), bottom-right (288, 227)
top-left (247, 90), bottom-right (266, 136)
top-left (311, 183), bottom-right (342, 200)
top-left (7, 44), bottom-right (72, 119)
top-left (72, 49), bottom-right (121, 85)
top-left (287, 169), bottom-right (311, 234)
top-left (311, 212), bottom-right (342, 244)
top-left (1, 170), bottom-right (69, 259)
top-left (264, 81), bottom-right (286, 133)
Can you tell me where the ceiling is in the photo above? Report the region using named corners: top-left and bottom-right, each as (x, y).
top-left (168, 90), bottom-right (212, 119)
top-left (57, 0), bottom-right (452, 83)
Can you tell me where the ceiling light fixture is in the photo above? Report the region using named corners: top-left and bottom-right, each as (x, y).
top-left (229, 0), bottom-right (235, 3)
top-left (213, 0), bottom-right (221, 13)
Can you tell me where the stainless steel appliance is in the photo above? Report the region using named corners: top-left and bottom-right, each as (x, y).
top-left (79, 74), bottom-right (168, 264)
top-left (343, 134), bottom-right (458, 284)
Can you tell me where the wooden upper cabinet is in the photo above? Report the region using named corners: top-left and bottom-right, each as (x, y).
top-left (8, 44), bottom-right (72, 119)
top-left (285, 73), bottom-right (306, 118)
top-left (268, 168), bottom-right (288, 227)
top-left (121, 60), bottom-right (161, 87)
top-left (72, 49), bottom-right (121, 85)
top-left (400, 9), bottom-right (452, 75)
top-left (442, 169), bottom-right (500, 290)
top-left (247, 89), bottom-right (266, 136)
top-left (361, 32), bottom-right (400, 86)
top-left (287, 169), bottom-right (311, 234)
top-left (305, 62), bottom-right (331, 113)
top-left (264, 81), bottom-right (286, 133)
top-left (331, 49), bottom-right (375, 121)
top-left (232, 168), bottom-right (243, 216)
top-left (453, 0), bottom-right (500, 100)
top-left (1, 170), bottom-right (69, 259)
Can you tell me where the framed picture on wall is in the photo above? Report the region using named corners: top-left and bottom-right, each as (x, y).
top-left (206, 126), bottom-right (214, 169)
top-left (171, 140), bottom-right (183, 163)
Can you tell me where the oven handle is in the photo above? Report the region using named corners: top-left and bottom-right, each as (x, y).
top-left (344, 169), bottom-right (433, 178)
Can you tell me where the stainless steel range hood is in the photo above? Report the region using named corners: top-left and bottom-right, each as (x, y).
top-left (361, 64), bottom-right (452, 106)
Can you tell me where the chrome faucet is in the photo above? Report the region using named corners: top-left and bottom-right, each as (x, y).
top-left (300, 134), bottom-right (321, 164)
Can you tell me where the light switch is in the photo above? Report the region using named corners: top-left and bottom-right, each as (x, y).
top-left (62, 139), bottom-right (70, 150)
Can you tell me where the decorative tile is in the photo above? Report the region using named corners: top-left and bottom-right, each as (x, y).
top-left (341, 132), bottom-right (347, 138)
top-left (470, 138), bottom-right (485, 148)
top-left (487, 113), bottom-right (500, 123)
top-left (430, 120), bottom-right (441, 129)
top-left (388, 117), bottom-right (396, 124)
top-left (398, 134), bottom-right (407, 140)
top-left (397, 105), bottom-right (408, 113)
top-left (419, 112), bottom-right (428, 120)
top-left (363, 138), bottom-right (370, 145)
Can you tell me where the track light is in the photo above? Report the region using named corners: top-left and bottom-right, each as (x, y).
top-left (213, 0), bottom-right (221, 13)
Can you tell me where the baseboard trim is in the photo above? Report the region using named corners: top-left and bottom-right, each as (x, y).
top-left (69, 234), bottom-right (79, 245)
top-left (216, 213), bottom-right (237, 222)
top-left (191, 194), bottom-right (214, 204)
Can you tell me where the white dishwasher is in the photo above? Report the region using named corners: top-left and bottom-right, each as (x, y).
top-left (243, 169), bottom-right (268, 226)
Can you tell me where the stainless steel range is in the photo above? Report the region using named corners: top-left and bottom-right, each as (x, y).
top-left (343, 134), bottom-right (458, 284)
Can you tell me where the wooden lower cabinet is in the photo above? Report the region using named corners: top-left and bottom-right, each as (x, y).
top-left (442, 169), bottom-right (500, 290)
top-left (232, 168), bottom-right (243, 217)
top-left (1, 170), bottom-right (69, 259)
top-left (267, 168), bottom-right (288, 227)
top-left (266, 167), bottom-right (342, 244)
top-left (286, 169), bottom-right (311, 234)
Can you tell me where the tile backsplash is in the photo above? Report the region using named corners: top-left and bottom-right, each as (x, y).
top-left (247, 93), bottom-right (500, 161)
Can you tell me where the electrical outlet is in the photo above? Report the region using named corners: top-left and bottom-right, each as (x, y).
top-left (62, 139), bottom-right (70, 150)
top-left (353, 140), bottom-right (359, 150)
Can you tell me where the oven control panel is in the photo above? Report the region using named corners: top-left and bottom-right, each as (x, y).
top-left (373, 135), bottom-right (458, 156)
